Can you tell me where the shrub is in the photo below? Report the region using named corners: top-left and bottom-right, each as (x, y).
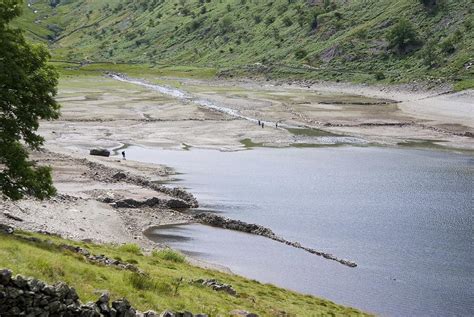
top-left (421, 40), bottom-right (440, 67)
top-left (374, 72), bottom-right (385, 80)
top-left (440, 30), bottom-right (462, 55)
top-left (294, 49), bottom-right (307, 59)
top-left (265, 16), bottom-right (275, 25)
top-left (386, 19), bottom-right (419, 53)
top-left (220, 15), bottom-right (233, 33)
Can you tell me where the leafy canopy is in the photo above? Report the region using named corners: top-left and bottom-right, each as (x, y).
top-left (0, 0), bottom-right (60, 200)
top-left (386, 18), bottom-right (419, 53)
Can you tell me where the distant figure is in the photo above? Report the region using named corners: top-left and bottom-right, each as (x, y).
top-left (275, 122), bottom-right (278, 128)
top-left (258, 120), bottom-right (261, 126)
top-left (262, 122), bottom-right (264, 128)
top-left (122, 151), bottom-right (126, 160)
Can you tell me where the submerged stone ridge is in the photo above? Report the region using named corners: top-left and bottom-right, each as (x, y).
top-left (193, 212), bottom-right (357, 268)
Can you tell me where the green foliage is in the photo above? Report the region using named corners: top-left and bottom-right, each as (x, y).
top-left (294, 49), bottom-right (308, 59)
top-left (127, 273), bottom-right (158, 291)
top-left (117, 243), bottom-right (142, 255)
top-left (386, 18), bottom-right (419, 53)
top-left (220, 15), bottom-right (233, 33)
top-left (374, 71), bottom-right (385, 80)
top-left (0, 0), bottom-right (60, 200)
top-left (440, 30), bottom-right (462, 54)
top-left (13, 0), bottom-right (474, 86)
top-left (421, 40), bottom-right (440, 68)
top-left (152, 248), bottom-right (185, 263)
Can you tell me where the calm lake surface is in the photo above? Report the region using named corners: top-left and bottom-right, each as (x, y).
top-left (125, 146), bottom-right (473, 316)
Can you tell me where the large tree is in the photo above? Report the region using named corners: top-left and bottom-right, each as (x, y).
top-left (0, 0), bottom-right (60, 200)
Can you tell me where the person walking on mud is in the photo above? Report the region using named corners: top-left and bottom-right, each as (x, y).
top-left (258, 120), bottom-right (261, 126)
top-left (262, 122), bottom-right (264, 128)
top-left (122, 151), bottom-right (126, 160)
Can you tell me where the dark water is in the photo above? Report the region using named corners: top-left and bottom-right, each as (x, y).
top-left (125, 146), bottom-right (473, 316)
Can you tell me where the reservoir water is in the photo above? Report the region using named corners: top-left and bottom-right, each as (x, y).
top-left (124, 146), bottom-right (473, 316)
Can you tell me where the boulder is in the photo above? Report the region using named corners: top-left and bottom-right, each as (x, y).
top-left (90, 148), bottom-right (111, 157)
top-left (0, 269), bottom-right (12, 285)
top-left (112, 172), bottom-right (127, 181)
top-left (165, 199), bottom-right (191, 210)
top-left (0, 224), bottom-right (14, 234)
top-left (160, 311), bottom-right (175, 317)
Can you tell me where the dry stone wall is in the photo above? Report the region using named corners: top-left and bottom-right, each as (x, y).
top-left (0, 269), bottom-right (205, 317)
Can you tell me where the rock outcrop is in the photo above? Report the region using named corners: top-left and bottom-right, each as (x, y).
top-left (108, 197), bottom-right (192, 210)
top-left (89, 148), bottom-right (111, 157)
top-left (193, 279), bottom-right (237, 296)
top-left (84, 160), bottom-right (198, 208)
top-left (0, 224), bottom-right (14, 234)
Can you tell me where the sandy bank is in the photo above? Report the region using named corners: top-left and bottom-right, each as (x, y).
top-left (0, 150), bottom-right (193, 249)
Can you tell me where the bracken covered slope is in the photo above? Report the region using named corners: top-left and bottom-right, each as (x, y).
top-left (14, 0), bottom-right (474, 85)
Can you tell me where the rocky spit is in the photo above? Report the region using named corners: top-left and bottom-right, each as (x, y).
top-left (193, 213), bottom-right (358, 268)
top-left (83, 160), bottom-right (198, 209)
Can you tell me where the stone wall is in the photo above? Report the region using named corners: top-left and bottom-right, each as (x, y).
top-left (0, 269), bottom-right (202, 317)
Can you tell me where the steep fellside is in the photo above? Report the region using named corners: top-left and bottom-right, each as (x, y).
top-left (14, 0), bottom-right (474, 86)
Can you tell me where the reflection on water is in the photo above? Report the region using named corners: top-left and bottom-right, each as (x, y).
top-left (129, 146), bottom-right (473, 317)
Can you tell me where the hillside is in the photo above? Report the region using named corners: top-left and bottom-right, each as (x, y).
top-left (14, 0), bottom-right (474, 87)
top-left (0, 227), bottom-right (370, 316)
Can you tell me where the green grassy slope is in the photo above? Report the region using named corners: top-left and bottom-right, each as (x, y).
top-left (0, 230), bottom-right (370, 316)
top-left (14, 0), bottom-right (474, 85)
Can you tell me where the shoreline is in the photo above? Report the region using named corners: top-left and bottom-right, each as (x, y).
top-left (0, 145), bottom-right (358, 269)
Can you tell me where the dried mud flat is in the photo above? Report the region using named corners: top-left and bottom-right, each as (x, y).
top-left (38, 75), bottom-right (474, 154)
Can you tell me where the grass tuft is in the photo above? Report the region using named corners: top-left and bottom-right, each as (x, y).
top-left (152, 248), bottom-right (186, 263)
top-left (117, 243), bottom-right (142, 256)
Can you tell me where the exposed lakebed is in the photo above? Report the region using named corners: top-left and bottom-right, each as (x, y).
top-left (124, 146), bottom-right (472, 316)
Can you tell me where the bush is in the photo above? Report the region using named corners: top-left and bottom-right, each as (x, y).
top-left (440, 31), bottom-right (462, 55)
top-left (421, 40), bottom-right (440, 67)
top-left (294, 49), bottom-right (308, 59)
top-left (220, 15), bottom-right (233, 33)
top-left (386, 19), bottom-right (419, 53)
top-left (374, 72), bottom-right (385, 80)
top-left (265, 16), bottom-right (275, 25)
